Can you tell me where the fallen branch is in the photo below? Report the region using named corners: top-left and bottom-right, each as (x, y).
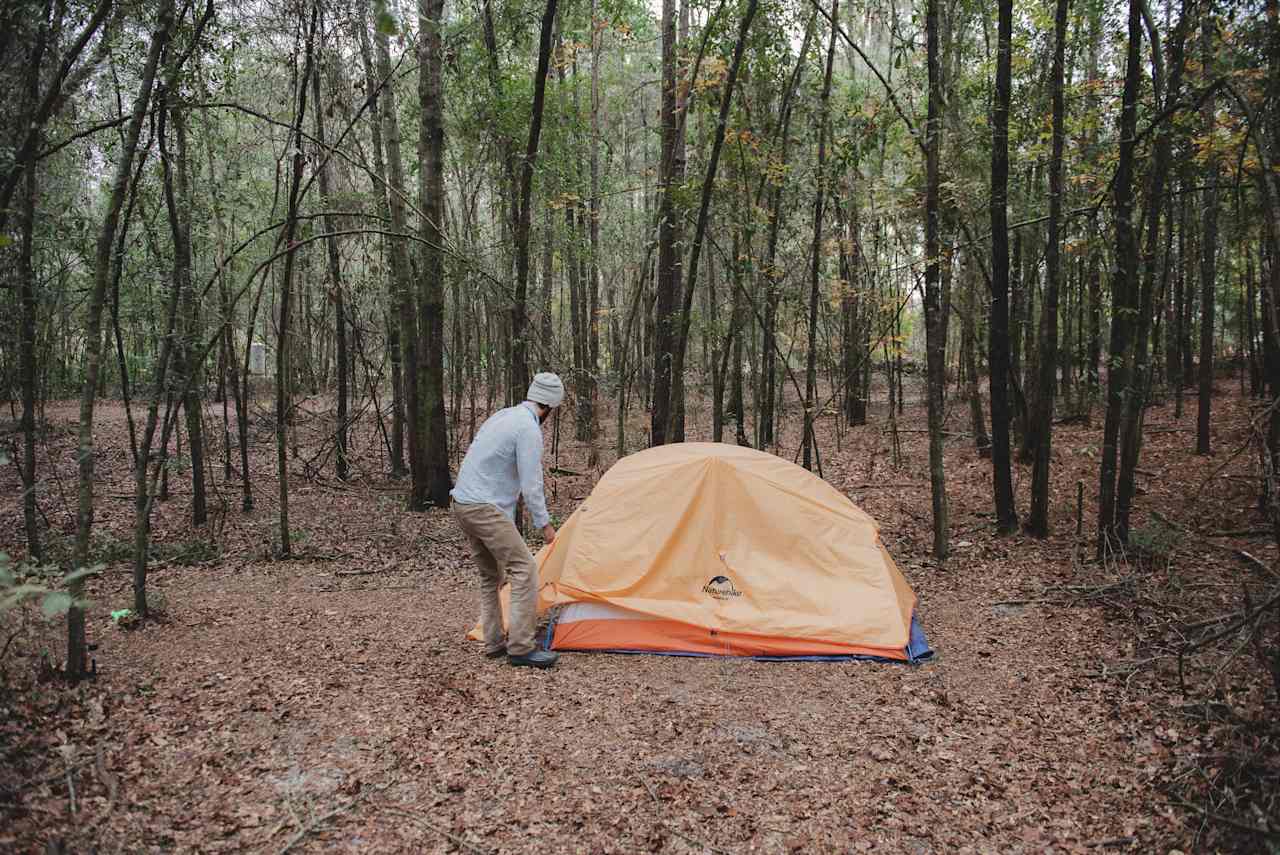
top-left (378, 806), bottom-right (491, 854)
top-left (1183, 584), bottom-right (1280, 653)
top-left (1206, 529), bottom-right (1273, 538)
top-left (549, 466), bottom-right (583, 476)
top-left (277, 775), bottom-right (396, 855)
top-left (1233, 550), bottom-right (1279, 581)
top-left (1170, 798), bottom-right (1280, 840)
top-left (278, 796), bottom-right (364, 855)
top-left (334, 568), bottom-right (390, 577)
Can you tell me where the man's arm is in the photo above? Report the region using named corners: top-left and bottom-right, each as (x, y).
top-left (515, 420), bottom-right (552, 534)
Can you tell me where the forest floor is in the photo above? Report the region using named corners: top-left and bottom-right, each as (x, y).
top-left (2, 377), bottom-right (1278, 853)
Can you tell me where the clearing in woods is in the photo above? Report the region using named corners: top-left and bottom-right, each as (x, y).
top-left (2, 385), bottom-right (1276, 853)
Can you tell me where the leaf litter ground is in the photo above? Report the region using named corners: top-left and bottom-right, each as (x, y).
top-left (2, 381), bottom-right (1277, 853)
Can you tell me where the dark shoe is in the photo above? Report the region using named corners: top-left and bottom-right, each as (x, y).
top-left (507, 649), bottom-right (559, 669)
top-left (483, 647), bottom-right (507, 659)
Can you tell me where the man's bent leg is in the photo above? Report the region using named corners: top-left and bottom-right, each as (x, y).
top-left (472, 509), bottom-right (541, 656)
top-left (452, 504), bottom-right (507, 655)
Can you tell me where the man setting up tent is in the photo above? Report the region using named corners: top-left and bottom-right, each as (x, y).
top-left (450, 372), bottom-right (564, 669)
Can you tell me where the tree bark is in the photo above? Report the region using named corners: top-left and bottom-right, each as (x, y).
top-left (19, 135), bottom-right (41, 562)
top-left (1116, 0), bottom-right (1187, 538)
top-left (1097, 0), bottom-right (1142, 553)
top-left (511, 0), bottom-right (559, 403)
top-left (1196, 9), bottom-right (1218, 456)
top-left (665, 0), bottom-right (759, 446)
top-left (311, 41), bottom-right (348, 481)
top-left (414, 0), bottom-right (452, 508)
top-left (924, 0), bottom-right (949, 559)
top-left (987, 0), bottom-right (1018, 531)
top-left (370, 5), bottom-right (411, 478)
top-left (651, 0), bottom-right (682, 446)
top-left (275, 2), bottom-right (320, 557)
top-left (70, 0), bottom-right (174, 679)
top-left (803, 0), bottom-right (838, 470)
top-left (1025, 0), bottom-right (1069, 537)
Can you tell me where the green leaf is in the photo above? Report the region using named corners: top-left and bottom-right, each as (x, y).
top-left (41, 591), bottom-right (73, 618)
top-left (0, 235), bottom-right (12, 248)
top-left (376, 10), bottom-right (397, 35)
top-left (111, 608), bottom-right (133, 623)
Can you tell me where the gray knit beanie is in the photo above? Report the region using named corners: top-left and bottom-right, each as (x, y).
top-left (526, 372), bottom-right (565, 408)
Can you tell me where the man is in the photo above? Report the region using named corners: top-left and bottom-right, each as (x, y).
top-left (450, 372), bottom-right (564, 669)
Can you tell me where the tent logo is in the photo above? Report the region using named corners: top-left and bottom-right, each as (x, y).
top-left (702, 575), bottom-right (743, 600)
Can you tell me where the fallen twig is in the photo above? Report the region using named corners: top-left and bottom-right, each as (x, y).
top-left (1184, 584), bottom-right (1280, 653)
top-left (1206, 529), bottom-right (1273, 538)
top-left (1233, 550), bottom-right (1279, 581)
top-left (378, 806), bottom-right (491, 854)
top-left (1170, 797), bottom-right (1280, 840)
top-left (549, 466), bottom-right (583, 476)
top-left (278, 797), bottom-right (364, 855)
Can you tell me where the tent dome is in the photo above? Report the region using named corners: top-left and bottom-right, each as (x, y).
top-left (474, 442), bottom-right (931, 661)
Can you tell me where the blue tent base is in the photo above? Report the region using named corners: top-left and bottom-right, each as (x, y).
top-left (542, 612), bottom-right (934, 664)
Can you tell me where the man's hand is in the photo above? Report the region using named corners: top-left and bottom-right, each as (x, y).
top-left (542, 524), bottom-right (557, 544)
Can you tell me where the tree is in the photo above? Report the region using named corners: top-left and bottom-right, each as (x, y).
top-left (274, 2), bottom-right (321, 558)
top-left (311, 30), bottom-right (349, 482)
top-left (413, 0), bottom-right (452, 509)
top-left (987, 0), bottom-right (1017, 532)
top-left (1116, 0), bottom-right (1189, 540)
top-left (1196, 8), bottom-right (1219, 456)
top-left (510, 0), bottom-right (560, 403)
top-left (803, 0), bottom-right (838, 471)
top-left (70, 0), bottom-right (175, 679)
top-left (1098, 0), bottom-right (1143, 554)
top-left (665, 0), bottom-right (760, 446)
top-left (1025, 0), bottom-right (1070, 538)
top-left (923, 0), bottom-right (948, 559)
top-left (650, 0), bottom-right (681, 447)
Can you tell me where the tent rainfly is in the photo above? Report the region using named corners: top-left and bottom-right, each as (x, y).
top-left (469, 442), bottom-right (932, 662)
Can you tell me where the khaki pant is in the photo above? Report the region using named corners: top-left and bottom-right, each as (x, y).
top-left (451, 502), bottom-right (540, 656)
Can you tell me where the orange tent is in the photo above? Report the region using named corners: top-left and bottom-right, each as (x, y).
top-left (468, 442), bottom-right (931, 661)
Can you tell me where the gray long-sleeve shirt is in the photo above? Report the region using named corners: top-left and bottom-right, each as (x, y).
top-left (449, 402), bottom-right (551, 529)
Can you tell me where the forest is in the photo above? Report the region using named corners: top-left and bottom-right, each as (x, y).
top-left (2, 0), bottom-right (1280, 849)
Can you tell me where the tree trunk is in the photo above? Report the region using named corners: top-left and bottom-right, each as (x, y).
top-left (311, 42), bottom-right (348, 481)
top-left (1196, 9), bottom-right (1218, 456)
top-left (665, 0), bottom-right (759, 446)
top-left (651, 0), bottom-right (682, 446)
top-left (584, 0), bottom-right (602, 463)
top-left (987, 0), bottom-right (1018, 531)
top-left (368, 7), bottom-right (411, 477)
top-left (804, 0), bottom-right (838, 471)
top-left (70, 0), bottom-right (174, 679)
top-left (411, 0), bottom-right (452, 508)
top-left (510, 0), bottom-right (559, 403)
top-left (275, 3), bottom-right (320, 558)
top-left (19, 139), bottom-right (41, 561)
top-left (841, 199), bottom-right (867, 427)
top-left (964, 266), bottom-right (991, 459)
top-left (1097, 0), bottom-right (1142, 553)
top-left (134, 92), bottom-right (188, 618)
top-left (924, 0), bottom-right (949, 559)
top-left (1116, 0), bottom-right (1187, 538)
top-left (167, 106), bottom-right (207, 527)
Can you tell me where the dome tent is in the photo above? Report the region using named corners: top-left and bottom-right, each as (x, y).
top-left (469, 442), bottom-right (932, 662)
